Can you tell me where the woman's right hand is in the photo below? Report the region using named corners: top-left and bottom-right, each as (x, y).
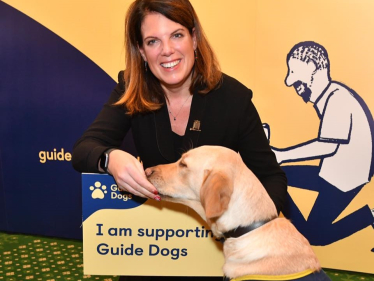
top-left (106, 150), bottom-right (160, 201)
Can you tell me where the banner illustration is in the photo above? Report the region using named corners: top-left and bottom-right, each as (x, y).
top-left (271, 41), bottom-right (374, 248)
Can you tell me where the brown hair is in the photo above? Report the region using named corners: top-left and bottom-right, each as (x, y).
top-left (115, 0), bottom-right (222, 114)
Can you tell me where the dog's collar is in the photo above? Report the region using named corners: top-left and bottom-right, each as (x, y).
top-left (220, 216), bottom-right (276, 243)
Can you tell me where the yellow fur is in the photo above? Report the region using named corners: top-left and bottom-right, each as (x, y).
top-left (146, 146), bottom-right (321, 279)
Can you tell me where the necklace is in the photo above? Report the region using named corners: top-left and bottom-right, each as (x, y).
top-left (168, 95), bottom-right (192, 121)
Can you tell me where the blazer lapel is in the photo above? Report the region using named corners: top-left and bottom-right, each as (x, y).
top-left (183, 92), bottom-right (206, 150)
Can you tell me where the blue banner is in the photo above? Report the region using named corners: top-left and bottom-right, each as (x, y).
top-left (82, 174), bottom-right (147, 222)
top-left (0, 2), bottom-right (116, 239)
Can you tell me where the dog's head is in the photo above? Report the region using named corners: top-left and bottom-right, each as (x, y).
top-left (146, 146), bottom-right (241, 226)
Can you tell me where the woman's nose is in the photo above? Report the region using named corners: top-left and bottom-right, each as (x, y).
top-left (161, 41), bottom-right (174, 56)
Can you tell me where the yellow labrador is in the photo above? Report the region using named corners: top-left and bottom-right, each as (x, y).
top-left (146, 146), bottom-right (330, 281)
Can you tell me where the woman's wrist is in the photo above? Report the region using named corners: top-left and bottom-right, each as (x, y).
top-left (98, 148), bottom-right (117, 174)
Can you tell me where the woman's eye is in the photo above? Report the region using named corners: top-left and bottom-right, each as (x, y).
top-left (146, 39), bottom-right (157, 46)
top-left (179, 161), bottom-right (187, 168)
top-left (173, 33), bottom-right (183, 39)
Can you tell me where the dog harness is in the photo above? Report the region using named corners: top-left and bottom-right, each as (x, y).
top-left (224, 269), bottom-right (331, 281)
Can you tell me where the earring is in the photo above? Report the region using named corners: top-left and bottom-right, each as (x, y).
top-left (144, 61), bottom-right (148, 72)
top-left (194, 50), bottom-right (198, 60)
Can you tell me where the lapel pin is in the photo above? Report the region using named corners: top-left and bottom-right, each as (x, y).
top-left (190, 120), bottom-right (201, 131)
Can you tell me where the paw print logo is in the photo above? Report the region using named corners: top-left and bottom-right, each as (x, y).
top-left (90, 181), bottom-right (107, 199)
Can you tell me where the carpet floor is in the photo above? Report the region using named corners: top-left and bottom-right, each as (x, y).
top-left (0, 232), bottom-right (373, 281)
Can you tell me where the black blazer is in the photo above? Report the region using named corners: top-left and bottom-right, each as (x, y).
top-left (72, 72), bottom-right (287, 213)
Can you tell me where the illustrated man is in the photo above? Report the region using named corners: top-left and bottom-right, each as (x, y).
top-left (272, 41), bottom-right (374, 247)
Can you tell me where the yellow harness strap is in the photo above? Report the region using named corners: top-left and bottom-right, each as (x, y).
top-left (230, 269), bottom-right (314, 281)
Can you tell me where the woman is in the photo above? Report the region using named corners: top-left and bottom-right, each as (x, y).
top-left (72, 0), bottom-right (287, 280)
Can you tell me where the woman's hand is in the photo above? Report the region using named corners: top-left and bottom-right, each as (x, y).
top-left (107, 150), bottom-right (160, 200)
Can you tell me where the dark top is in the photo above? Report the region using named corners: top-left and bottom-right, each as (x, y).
top-left (72, 72), bottom-right (287, 213)
top-left (172, 132), bottom-right (185, 160)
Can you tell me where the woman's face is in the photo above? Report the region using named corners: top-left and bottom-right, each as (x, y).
top-left (139, 12), bottom-right (197, 93)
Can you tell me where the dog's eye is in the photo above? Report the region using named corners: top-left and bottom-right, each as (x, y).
top-left (179, 161), bottom-right (187, 168)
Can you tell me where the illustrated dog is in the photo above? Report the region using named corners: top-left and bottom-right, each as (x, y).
top-left (146, 146), bottom-right (330, 280)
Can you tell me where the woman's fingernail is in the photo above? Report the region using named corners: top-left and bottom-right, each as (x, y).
top-left (153, 190), bottom-right (158, 195)
top-left (155, 196), bottom-right (161, 201)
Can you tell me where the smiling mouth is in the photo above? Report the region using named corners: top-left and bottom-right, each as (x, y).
top-left (293, 81), bottom-right (312, 103)
top-left (161, 60), bottom-right (181, 68)
top-left (293, 81), bottom-right (304, 94)
top-left (296, 86), bottom-right (304, 94)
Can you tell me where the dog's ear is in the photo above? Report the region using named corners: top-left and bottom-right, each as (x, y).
top-left (200, 169), bottom-right (233, 221)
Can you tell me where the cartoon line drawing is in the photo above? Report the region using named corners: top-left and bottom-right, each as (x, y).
top-left (271, 41), bottom-right (374, 248)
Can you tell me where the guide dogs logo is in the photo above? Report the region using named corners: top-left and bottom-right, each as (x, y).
top-left (90, 181), bottom-right (107, 199)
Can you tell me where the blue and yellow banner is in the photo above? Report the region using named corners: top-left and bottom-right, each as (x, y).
top-left (1, 0), bottom-right (374, 275)
top-left (82, 174), bottom-right (223, 276)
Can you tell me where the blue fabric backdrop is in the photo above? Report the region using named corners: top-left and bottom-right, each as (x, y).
top-left (0, 2), bottom-right (119, 239)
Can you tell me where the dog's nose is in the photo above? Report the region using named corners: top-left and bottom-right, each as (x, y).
top-left (145, 167), bottom-right (154, 177)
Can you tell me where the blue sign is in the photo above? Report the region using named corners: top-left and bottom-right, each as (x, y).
top-left (82, 174), bottom-right (147, 222)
